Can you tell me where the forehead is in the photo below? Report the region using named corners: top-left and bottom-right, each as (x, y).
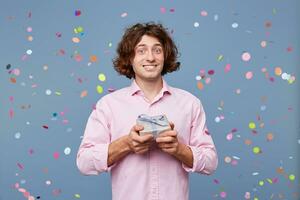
top-left (135, 35), bottom-right (162, 47)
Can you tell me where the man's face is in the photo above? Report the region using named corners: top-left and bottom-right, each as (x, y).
top-left (131, 35), bottom-right (164, 82)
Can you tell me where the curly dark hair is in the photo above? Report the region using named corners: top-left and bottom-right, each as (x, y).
top-left (113, 22), bottom-right (180, 79)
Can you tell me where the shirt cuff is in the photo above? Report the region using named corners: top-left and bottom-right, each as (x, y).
top-left (92, 143), bottom-right (116, 173)
top-left (181, 145), bottom-right (204, 173)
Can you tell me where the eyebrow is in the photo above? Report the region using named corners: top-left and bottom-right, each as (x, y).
top-left (135, 43), bottom-right (162, 48)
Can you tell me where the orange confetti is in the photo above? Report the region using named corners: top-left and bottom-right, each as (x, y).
top-left (10, 77), bottom-right (16, 83)
top-left (274, 67), bottom-right (282, 76)
top-left (80, 90), bottom-right (88, 98)
top-left (197, 82), bottom-right (204, 90)
top-left (244, 139), bottom-right (252, 145)
top-left (267, 132), bottom-right (274, 141)
top-left (90, 55), bottom-right (98, 62)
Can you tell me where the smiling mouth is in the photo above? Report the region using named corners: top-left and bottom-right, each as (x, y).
top-left (143, 65), bottom-right (157, 70)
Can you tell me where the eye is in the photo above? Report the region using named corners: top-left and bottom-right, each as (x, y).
top-left (153, 47), bottom-right (162, 54)
top-left (136, 48), bottom-right (146, 55)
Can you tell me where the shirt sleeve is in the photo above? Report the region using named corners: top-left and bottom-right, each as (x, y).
top-left (76, 97), bottom-right (115, 175)
top-left (182, 99), bottom-right (218, 175)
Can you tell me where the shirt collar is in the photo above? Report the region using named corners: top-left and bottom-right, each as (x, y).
top-left (129, 78), bottom-right (172, 96)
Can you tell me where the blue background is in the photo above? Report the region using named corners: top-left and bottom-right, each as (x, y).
top-left (1, 0), bottom-right (299, 199)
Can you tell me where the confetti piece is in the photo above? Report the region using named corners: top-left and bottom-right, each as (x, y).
top-left (224, 156), bottom-right (231, 163)
top-left (75, 10), bottom-right (81, 16)
top-left (26, 49), bottom-right (32, 55)
top-left (42, 125), bottom-right (49, 129)
top-left (194, 22), bottom-right (199, 27)
top-left (289, 174), bottom-right (295, 181)
top-left (45, 89), bottom-right (52, 95)
top-left (260, 40), bottom-right (267, 48)
top-left (15, 132), bottom-right (21, 139)
top-left (220, 191), bottom-right (227, 198)
top-left (56, 32), bottom-right (62, 38)
top-left (244, 192), bottom-right (251, 199)
top-left (74, 194), bottom-right (81, 198)
top-left (258, 180), bottom-right (264, 186)
top-left (241, 52), bottom-right (251, 62)
top-left (160, 7), bottom-right (166, 14)
top-left (245, 71), bottom-right (253, 80)
top-left (53, 152), bottom-right (60, 159)
top-left (274, 67), bottom-right (282, 76)
top-left (72, 37), bottom-right (80, 43)
top-left (9, 108), bottom-right (14, 118)
top-left (266, 133), bottom-right (274, 141)
top-left (98, 73), bottom-right (106, 81)
top-left (96, 85), bottom-right (103, 94)
top-left (253, 146), bottom-right (261, 154)
top-left (217, 54), bottom-right (224, 61)
top-left (224, 64), bottom-right (231, 73)
top-left (90, 55), bottom-right (98, 62)
top-left (80, 90), bottom-right (88, 98)
top-left (200, 10), bottom-right (208, 16)
top-left (121, 12), bottom-right (128, 18)
top-left (46, 180), bottom-right (51, 185)
top-left (27, 35), bottom-right (33, 41)
top-left (17, 163), bottom-right (24, 170)
top-left (249, 122), bottom-right (256, 129)
top-left (64, 147), bottom-right (71, 155)
top-left (26, 27), bottom-right (32, 32)
top-left (232, 22), bottom-right (238, 28)
top-left (74, 26), bottom-right (84, 34)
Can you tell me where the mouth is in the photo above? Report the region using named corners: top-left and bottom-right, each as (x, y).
top-left (143, 65), bottom-right (158, 70)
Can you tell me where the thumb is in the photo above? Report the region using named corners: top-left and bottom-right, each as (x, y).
top-left (169, 122), bottom-right (175, 130)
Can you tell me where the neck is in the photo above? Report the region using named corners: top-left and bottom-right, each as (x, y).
top-left (135, 77), bottom-right (163, 101)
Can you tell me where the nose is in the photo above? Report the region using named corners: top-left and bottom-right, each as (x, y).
top-left (146, 50), bottom-right (155, 62)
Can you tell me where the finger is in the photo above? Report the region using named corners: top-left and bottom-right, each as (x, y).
top-left (169, 122), bottom-right (175, 130)
top-left (135, 134), bottom-right (153, 143)
top-left (156, 136), bottom-right (175, 143)
top-left (158, 130), bottom-right (177, 137)
top-left (158, 143), bottom-right (175, 149)
top-left (132, 124), bottom-right (144, 132)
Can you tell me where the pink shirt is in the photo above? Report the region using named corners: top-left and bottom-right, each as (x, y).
top-left (77, 79), bottom-right (218, 200)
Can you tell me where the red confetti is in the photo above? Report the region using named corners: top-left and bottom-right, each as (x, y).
top-left (17, 163), bottom-right (24, 170)
top-left (208, 70), bottom-right (215, 75)
top-left (75, 10), bottom-right (81, 16)
top-left (42, 125), bottom-right (49, 129)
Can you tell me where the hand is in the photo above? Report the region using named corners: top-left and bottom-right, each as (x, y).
top-left (155, 122), bottom-right (179, 155)
top-left (127, 125), bottom-right (154, 154)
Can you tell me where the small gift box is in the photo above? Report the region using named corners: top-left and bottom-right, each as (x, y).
top-left (136, 114), bottom-right (171, 137)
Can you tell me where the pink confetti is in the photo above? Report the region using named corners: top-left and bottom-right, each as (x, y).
top-left (160, 7), bottom-right (166, 13)
top-left (220, 191), bottom-right (227, 198)
top-left (208, 70), bottom-right (215, 75)
top-left (9, 96), bottom-right (14, 102)
top-left (224, 64), bottom-right (231, 73)
top-left (17, 163), bottom-right (24, 170)
top-left (200, 10), bottom-right (208, 16)
top-left (245, 71), bottom-right (253, 80)
top-left (241, 52), bottom-right (251, 62)
top-left (53, 152), bottom-right (60, 159)
top-left (9, 109), bottom-right (14, 118)
top-left (213, 179), bottom-right (219, 184)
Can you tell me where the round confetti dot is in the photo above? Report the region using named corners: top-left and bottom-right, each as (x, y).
top-left (244, 192), bottom-right (251, 199)
top-left (224, 156), bottom-right (231, 163)
top-left (98, 73), bottom-right (106, 81)
top-left (72, 37), bottom-right (80, 43)
top-left (205, 77), bottom-right (211, 84)
top-left (274, 67), bottom-right (282, 76)
top-left (261, 67), bottom-right (267, 73)
top-left (260, 105), bottom-right (266, 111)
top-left (46, 89), bottom-right (52, 95)
top-left (15, 132), bottom-right (21, 139)
top-left (197, 82), bottom-right (204, 90)
top-left (64, 147), bottom-right (71, 155)
top-left (253, 146), bottom-right (261, 154)
top-left (121, 12), bottom-right (128, 18)
top-left (254, 197), bottom-right (259, 200)
top-left (241, 52), bottom-right (251, 62)
top-left (195, 75), bottom-right (201, 81)
top-left (200, 10), bottom-right (208, 16)
top-left (74, 194), bottom-right (81, 198)
top-left (224, 64), bottom-right (231, 73)
top-left (26, 49), bottom-right (32, 55)
top-left (245, 139), bottom-right (252, 145)
top-left (194, 22), bottom-right (199, 27)
top-left (90, 55), bottom-right (98, 62)
top-left (249, 122), bottom-right (256, 129)
top-left (27, 36), bottom-right (33, 41)
top-left (267, 133), bottom-right (274, 141)
top-left (13, 68), bottom-right (21, 76)
top-left (96, 85), bottom-right (103, 94)
top-left (260, 40), bottom-right (267, 48)
top-left (27, 27), bottom-right (32, 32)
top-left (215, 116), bottom-right (221, 123)
top-left (43, 65), bottom-right (48, 70)
top-left (289, 174), bottom-right (295, 181)
top-left (226, 133), bottom-right (233, 141)
top-left (281, 73), bottom-right (289, 80)
top-left (258, 180), bottom-right (264, 186)
top-left (109, 42), bottom-right (112, 47)
top-left (46, 180), bottom-right (51, 185)
top-left (235, 88), bottom-right (241, 94)
top-left (75, 10), bottom-right (81, 16)
top-left (53, 152), bottom-right (60, 159)
top-left (220, 191), bottom-right (227, 198)
top-left (214, 14), bottom-right (219, 21)
top-left (245, 71), bottom-right (253, 80)
top-left (232, 22), bottom-right (238, 28)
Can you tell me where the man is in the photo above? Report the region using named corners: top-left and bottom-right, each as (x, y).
top-left (77, 22), bottom-right (218, 200)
